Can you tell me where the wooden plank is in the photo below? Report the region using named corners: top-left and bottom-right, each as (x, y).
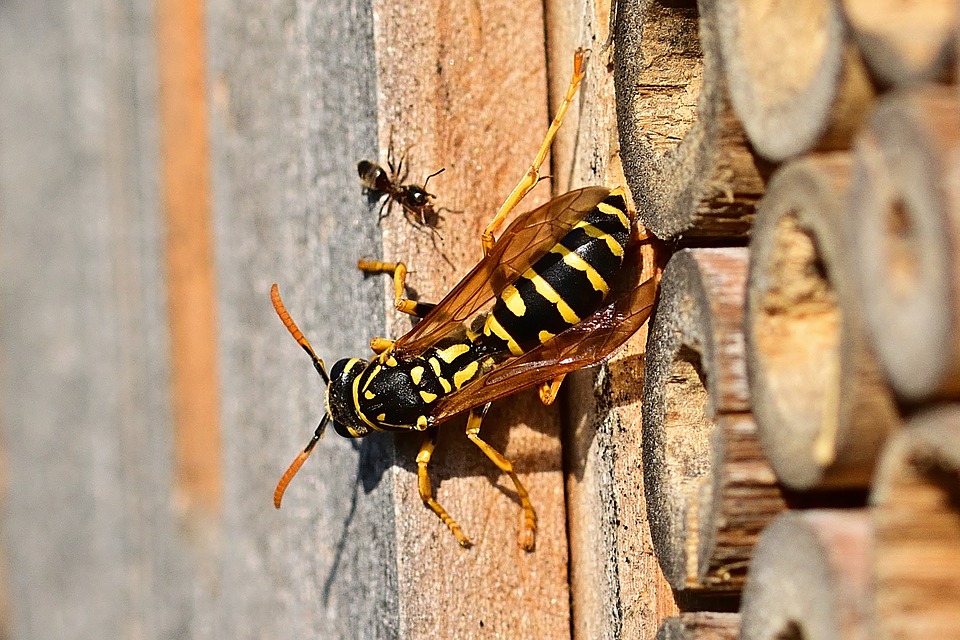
top-left (365, 0), bottom-right (571, 636)
top-left (551, 1), bottom-right (679, 637)
top-left (204, 0), bottom-right (399, 636)
top-left (157, 0), bottom-right (222, 516)
top-left (209, 0), bottom-right (571, 634)
top-left (0, 0), bottom-right (200, 637)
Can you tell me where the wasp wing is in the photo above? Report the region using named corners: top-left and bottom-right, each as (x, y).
top-left (431, 235), bottom-right (662, 423)
top-left (394, 186), bottom-right (611, 356)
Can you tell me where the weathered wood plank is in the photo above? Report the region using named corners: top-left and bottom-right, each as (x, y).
top-left (554, 1), bottom-right (679, 637)
top-left (365, 0), bottom-right (572, 636)
top-left (0, 0), bottom-right (199, 637)
top-left (204, 0), bottom-right (399, 636)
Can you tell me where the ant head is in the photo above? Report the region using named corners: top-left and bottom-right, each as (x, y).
top-left (405, 185), bottom-right (430, 208)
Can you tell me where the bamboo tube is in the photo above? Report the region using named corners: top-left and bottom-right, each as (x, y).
top-left (740, 510), bottom-right (872, 640)
top-left (871, 406), bottom-right (960, 640)
top-left (656, 612), bottom-right (740, 640)
top-left (614, 0), bottom-right (764, 239)
top-left (850, 88), bottom-right (960, 401)
top-left (715, 0), bottom-right (875, 162)
top-left (746, 154), bottom-right (899, 490)
top-left (841, 0), bottom-right (956, 87)
top-left (644, 248), bottom-right (784, 592)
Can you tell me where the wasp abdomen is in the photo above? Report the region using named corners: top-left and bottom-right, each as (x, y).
top-left (483, 193), bottom-right (631, 355)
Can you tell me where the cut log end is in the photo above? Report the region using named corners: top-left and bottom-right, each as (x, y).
top-left (852, 88), bottom-right (960, 400)
top-left (747, 155), bottom-right (898, 489)
top-left (643, 248), bottom-right (754, 592)
top-left (740, 510), bottom-right (872, 640)
top-left (872, 408), bottom-right (960, 640)
top-left (615, 1), bottom-right (763, 239)
top-left (716, 0), bottom-right (875, 161)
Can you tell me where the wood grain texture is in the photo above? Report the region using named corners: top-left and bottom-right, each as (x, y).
top-left (363, 0), bottom-right (574, 637)
top-left (656, 612), bottom-right (740, 640)
top-left (699, 414), bottom-right (785, 592)
top-left (849, 88), bottom-right (960, 401)
top-left (0, 0), bottom-right (199, 637)
top-left (871, 407), bottom-right (960, 640)
top-left (841, 0), bottom-right (957, 88)
top-left (615, 0), bottom-right (765, 239)
top-left (643, 248), bottom-right (764, 592)
top-left (546, 1), bottom-right (680, 637)
top-left (746, 154), bottom-right (900, 490)
top-left (715, 0), bottom-right (876, 161)
top-left (205, 0), bottom-right (398, 636)
top-left (740, 510), bottom-right (872, 640)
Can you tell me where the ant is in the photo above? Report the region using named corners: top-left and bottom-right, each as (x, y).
top-left (357, 145), bottom-right (446, 229)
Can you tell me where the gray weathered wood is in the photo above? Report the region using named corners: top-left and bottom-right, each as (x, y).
top-left (0, 1), bottom-right (198, 637)
top-left (205, 0), bottom-right (399, 636)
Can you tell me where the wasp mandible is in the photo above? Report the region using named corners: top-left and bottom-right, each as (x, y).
top-left (272, 49), bottom-right (661, 551)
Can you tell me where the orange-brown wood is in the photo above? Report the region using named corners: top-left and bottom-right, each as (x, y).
top-left (872, 408), bottom-right (960, 640)
top-left (156, 0), bottom-right (222, 516)
top-left (367, 0), bottom-right (571, 636)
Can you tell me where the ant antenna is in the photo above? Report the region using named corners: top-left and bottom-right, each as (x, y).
top-left (421, 167), bottom-right (445, 192)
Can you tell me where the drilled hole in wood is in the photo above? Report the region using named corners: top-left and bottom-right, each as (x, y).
top-left (737, 0), bottom-right (830, 108)
top-left (634, 0), bottom-right (704, 154)
top-left (884, 198), bottom-right (920, 297)
top-left (776, 620), bottom-right (806, 640)
top-left (755, 214), bottom-right (840, 460)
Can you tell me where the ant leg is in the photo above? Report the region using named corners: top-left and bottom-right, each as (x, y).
top-left (377, 198), bottom-right (392, 222)
top-left (481, 48), bottom-right (587, 256)
top-left (538, 374), bottom-right (567, 405)
top-left (418, 428), bottom-right (472, 548)
top-left (465, 404), bottom-right (537, 551)
top-left (357, 259), bottom-right (437, 318)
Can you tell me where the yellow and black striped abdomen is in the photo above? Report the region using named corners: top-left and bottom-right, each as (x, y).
top-left (483, 192), bottom-right (631, 355)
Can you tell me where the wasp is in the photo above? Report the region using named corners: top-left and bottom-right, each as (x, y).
top-left (273, 49), bottom-right (662, 550)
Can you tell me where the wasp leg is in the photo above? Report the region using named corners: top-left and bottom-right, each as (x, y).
top-left (369, 337), bottom-right (394, 354)
top-left (538, 374), bottom-right (567, 405)
top-left (418, 428), bottom-right (472, 548)
top-left (357, 259), bottom-right (437, 318)
top-left (465, 404), bottom-right (537, 551)
top-left (481, 48), bottom-right (587, 256)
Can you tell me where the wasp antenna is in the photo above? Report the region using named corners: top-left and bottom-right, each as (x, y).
top-left (270, 283), bottom-right (329, 383)
top-left (274, 414), bottom-right (330, 508)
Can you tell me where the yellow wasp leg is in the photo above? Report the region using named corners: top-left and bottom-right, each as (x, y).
top-left (357, 259), bottom-right (436, 318)
top-left (369, 337), bottom-right (394, 354)
top-left (481, 48), bottom-right (587, 256)
top-left (417, 429), bottom-right (472, 548)
top-left (538, 374), bottom-right (567, 405)
top-left (465, 404), bottom-right (538, 551)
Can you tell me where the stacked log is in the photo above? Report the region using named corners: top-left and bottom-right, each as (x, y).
top-left (609, 0), bottom-right (960, 637)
